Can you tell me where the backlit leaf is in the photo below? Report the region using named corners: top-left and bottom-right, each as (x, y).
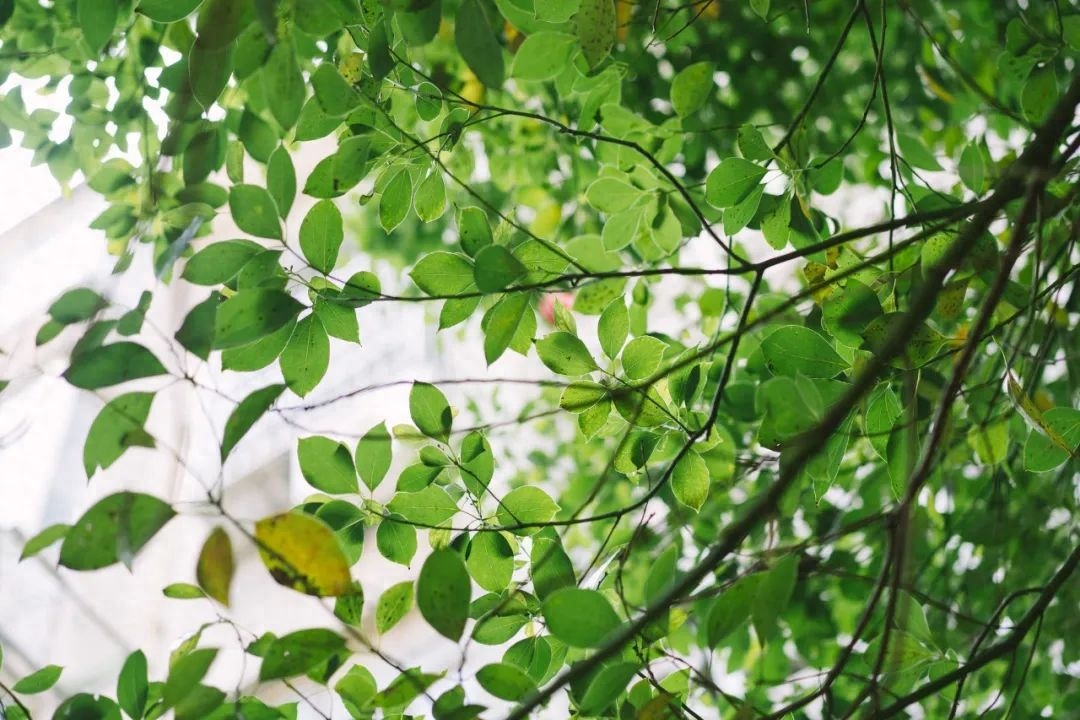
top-left (254, 512), bottom-right (352, 596)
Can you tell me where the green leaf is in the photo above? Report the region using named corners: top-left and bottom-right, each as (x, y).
top-left (254, 511), bottom-right (353, 596)
top-left (512, 32), bottom-right (577, 82)
top-left (466, 532), bottom-right (514, 592)
top-left (342, 271), bottom-right (383, 307)
top-left (163, 648), bottom-right (217, 708)
top-left (586, 177), bottom-right (640, 213)
top-left (458, 206), bottom-right (493, 256)
top-left (822, 280), bottom-right (883, 347)
top-left (59, 492), bottom-right (176, 571)
top-left (597, 299), bottom-right (628, 359)
top-left (622, 335), bottom-right (666, 380)
top-left (334, 581), bottom-right (365, 626)
top-left (239, 110), bottom-right (278, 162)
top-left (220, 317), bottom-right (295, 371)
top-left (723, 184), bottom-right (764, 235)
top-left (376, 516), bottom-right (417, 566)
top-left (311, 63), bottom-right (359, 117)
top-left (190, 41), bottom-right (233, 109)
top-left (958, 142), bottom-right (986, 194)
top-left (229, 184), bottom-right (282, 239)
top-left (542, 588), bottom-right (620, 648)
top-left (13, 665), bottom-right (63, 694)
top-left (63, 343), bottom-right (167, 389)
top-left (411, 252), bottom-right (475, 296)
top-left (414, 172), bottom-right (448, 222)
top-left (496, 486), bottom-right (560, 528)
top-left (267, 146), bottom-right (297, 218)
top-left (579, 662), bottom-right (639, 714)
top-left (531, 529), bottom-right (576, 598)
top-left (415, 81), bottom-right (443, 120)
top-left (670, 62), bottom-right (714, 116)
top-left (410, 382), bottom-right (453, 442)
top-left (259, 629), bottom-right (346, 681)
top-left (376, 581), bottom-right (414, 633)
top-left (195, 0), bottom-right (252, 48)
top-left (213, 289), bottom-right (303, 349)
top-left (78, 0), bottom-right (117, 52)
top-left (706, 574), bottom-right (762, 647)
top-left (738, 123), bottom-right (774, 162)
top-left (387, 485), bottom-right (458, 526)
top-left (116, 651), bottom-right (148, 720)
top-left (299, 200), bottom-right (344, 274)
top-left (298, 436), bottom-right (359, 494)
top-left (861, 313), bottom-right (945, 369)
top-left (53, 694), bottom-right (122, 720)
top-left (182, 239), bottom-right (264, 285)
top-left (761, 326), bottom-right (846, 378)
top-left (456, 0), bottom-right (505, 88)
top-left (221, 384), bottom-right (286, 460)
top-left (175, 292), bottom-right (222, 361)
top-left (398, 0), bottom-right (441, 45)
top-left (20, 523), bottom-right (70, 561)
top-left (137, 0), bottom-right (203, 23)
top-left (761, 195), bottom-right (792, 249)
top-left (1022, 66), bottom-right (1057, 124)
top-left (49, 287), bottom-right (107, 324)
top-left (336, 664), bottom-right (377, 714)
top-left (705, 158), bottom-right (766, 208)
top-left (379, 170), bottom-right (412, 233)
top-left (474, 245), bottom-right (526, 292)
top-left (356, 422), bottom-right (393, 490)
top-left (536, 332), bottom-right (598, 375)
top-left (671, 450), bottom-right (709, 511)
top-left (750, 0), bottom-right (770, 19)
top-left (559, 381), bottom-right (608, 413)
top-left (163, 583), bottom-right (206, 599)
top-left (313, 298), bottom-right (359, 342)
top-left (751, 554), bottom-right (798, 642)
top-left (280, 314), bottom-right (330, 397)
top-left (476, 662), bottom-right (536, 701)
top-left (864, 384), bottom-right (901, 458)
top-left (896, 132), bottom-right (943, 171)
top-left (262, 39), bottom-right (305, 130)
top-left (1023, 408), bottom-right (1080, 472)
top-left (483, 292), bottom-right (530, 365)
top-left (84, 392), bottom-right (155, 477)
top-left (417, 548), bottom-right (471, 641)
top-left (174, 685), bottom-right (225, 720)
top-left (576, 0), bottom-right (616, 69)
top-left (645, 545), bottom-right (678, 604)
top-left (316, 500), bottom-right (366, 565)
top-left (967, 420), bottom-right (1009, 465)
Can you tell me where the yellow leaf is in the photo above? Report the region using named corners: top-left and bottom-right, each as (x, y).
top-left (460, 69), bottom-right (485, 107)
top-left (196, 526), bottom-right (234, 606)
top-left (637, 693), bottom-right (679, 720)
top-left (338, 52), bottom-right (364, 85)
top-left (254, 512), bottom-right (352, 597)
top-left (616, 0), bottom-right (633, 43)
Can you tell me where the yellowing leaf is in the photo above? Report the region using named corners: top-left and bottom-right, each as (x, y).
top-left (1005, 368), bottom-right (1074, 455)
top-left (196, 527), bottom-right (234, 606)
top-left (254, 512), bottom-right (352, 597)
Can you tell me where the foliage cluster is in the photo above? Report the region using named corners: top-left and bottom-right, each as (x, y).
top-left (1, 1), bottom-right (1079, 719)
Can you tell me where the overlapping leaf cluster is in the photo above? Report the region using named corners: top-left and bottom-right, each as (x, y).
top-left (1, 1), bottom-right (1079, 719)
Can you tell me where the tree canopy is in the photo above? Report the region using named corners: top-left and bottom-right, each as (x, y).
top-left (1, 0), bottom-right (1079, 719)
